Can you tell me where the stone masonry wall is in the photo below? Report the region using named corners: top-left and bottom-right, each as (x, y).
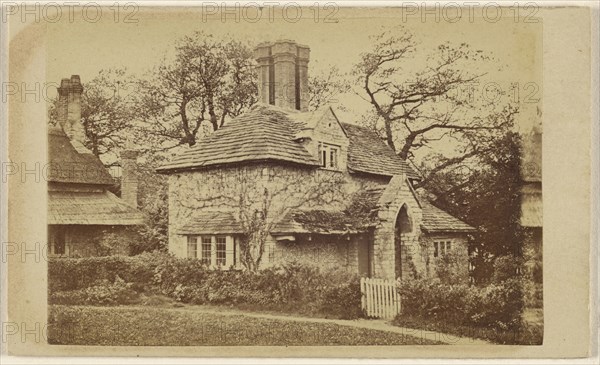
top-left (168, 162), bottom-right (387, 269)
top-left (49, 225), bottom-right (137, 257)
top-left (420, 233), bottom-right (470, 281)
top-left (372, 175), bottom-right (423, 281)
top-left (261, 234), bottom-right (360, 274)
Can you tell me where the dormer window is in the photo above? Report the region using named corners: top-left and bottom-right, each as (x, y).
top-left (318, 142), bottom-right (339, 170)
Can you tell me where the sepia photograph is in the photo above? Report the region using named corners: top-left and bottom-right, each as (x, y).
top-left (2, 1), bottom-right (596, 360)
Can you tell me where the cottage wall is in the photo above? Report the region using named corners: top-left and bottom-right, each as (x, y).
top-left (371, 176), bottom-right (423, 281)
top-left (262, 234), bottom-right (369, 274)
top-left (262, 234), bottom-right (360, 273)
top-left (167, 162), bottom-right (387, 267)
top-left (49, 225), bottom-right (137, 257)
top-left (420, 233), bottom-right (470, 280)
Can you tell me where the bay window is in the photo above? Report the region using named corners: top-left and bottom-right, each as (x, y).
top-left (187, 235), bottom-right (237, 268)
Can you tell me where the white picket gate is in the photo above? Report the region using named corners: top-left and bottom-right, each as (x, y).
top-left (360, 277), bottom-right (401, 319)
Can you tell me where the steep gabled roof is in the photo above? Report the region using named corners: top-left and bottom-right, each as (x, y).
top-left (158, 104), bottom-right (420, 179)
top-left (342, 123), bottom-right (419, 179)
top-left (362, 186), bottom-right (475, 234)
top-left (48, 126), bottom-right (114, 186)
top-left (157, 104), bottom-right (319, 173)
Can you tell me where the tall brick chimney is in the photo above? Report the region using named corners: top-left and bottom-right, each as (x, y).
top-left (120, 150), bottom-right (139, 208)
top-left (254, 40), bottom-right (310, 111)
top-left (57, 75), bottom-right (86, 144)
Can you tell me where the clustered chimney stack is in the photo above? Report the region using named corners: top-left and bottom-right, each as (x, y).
top-left (254, 40), bottom-right (310, 111)
top-left (57, 75), bottom-right (85, 144)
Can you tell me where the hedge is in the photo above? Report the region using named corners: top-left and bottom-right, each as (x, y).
top-left (398, 277), bottom-right (524, 331)
top-left (48, 252), bottom-right (363, 319)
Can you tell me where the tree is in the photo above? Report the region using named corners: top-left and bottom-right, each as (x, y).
top-left (423, 131), bottom-right (524, 283)
top-left (133, 156), bottom-right (170, 254)
top-left (354, 27), bottom-right (517, 187)
top-left (308, 65), bottom-right (351, 111)
top-left (137, 31), bottom-right (257, 148)
top-left (49, 69), bottom-right (138, 160)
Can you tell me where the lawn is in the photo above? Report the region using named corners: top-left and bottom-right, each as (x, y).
top-left (48, 305), bottom-right (443, 346)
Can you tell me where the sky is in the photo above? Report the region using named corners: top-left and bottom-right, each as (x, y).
top-left (41, 6), bottom-right (542, 163)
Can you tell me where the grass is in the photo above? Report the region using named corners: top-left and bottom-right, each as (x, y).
top-left (48, 305), bottom-right (444, 346)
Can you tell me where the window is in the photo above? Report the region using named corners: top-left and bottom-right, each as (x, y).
top-left (434, 240), bottom-right (452, 258)
top-left (317, 142), bottom-right (340, 170)
top-left (188, 235), bottom-right (236, 268)
top-left (187, 236), bottom-right (198, 259)
top-left (268, 245), bottom-right (276, 263)
top-left (50, 228), bottom-right (66, 256)
top-left (216, 236), bottom-right (227, 266)
top-left (53, 239), bottom-right (66, 255)
top-left (201, 237), bottom-right (212, 265)
top-left (330, 149), bottom-right (337, 168)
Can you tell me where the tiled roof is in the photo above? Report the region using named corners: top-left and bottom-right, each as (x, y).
top-left (177, 211), bottom-right (244, 235)
top-left (363, 186), bottom-right (475, 233)
top-left (48, 127), bottom-right (115, 186)
top-left (157, 104), bottom-right (319, 173)
top-left (271, 209), bottom-right (374, 235)
top-left (48, 190), bottom-right (145, 225)
top-left (420, 199), bottom-right (476, 233)
top-left (158, 104), bottom-right (420, 179)
top-left (341, 123), bottom-right (420, 179)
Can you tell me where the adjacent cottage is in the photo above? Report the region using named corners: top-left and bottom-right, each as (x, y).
top-left (520, 124), bottom-right (542, 264)
top-left (158, 40), bottom-right (475, 281)
top-left (47, 75), bottom-right (145, 257)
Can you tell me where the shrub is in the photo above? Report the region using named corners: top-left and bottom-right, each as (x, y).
top-left (492, 255), bottom-right (522, 282)
top-left (50, 276), bottom-right (140, 306)
top-left (48, 251), bottom-right (168, 292)
top-left (48, 255), bottom-right (364, 319)
top-left (319, 280), bottom-right (363, 319)
top-left (398, 277), bottom-right (524, 331)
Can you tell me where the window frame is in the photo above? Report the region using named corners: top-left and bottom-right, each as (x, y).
top-left (201, 236), bottom-right (212, 266)
top-left (317, 142), bottom-right (340, 170)
top-left (187, 235), bottom-right (237, 269)
top-left (187, 236), bottom-right (198, 259)
top-left (433, 239), bottom-right (453, 258)
top-left (215, 236), bottom-right (227, 266)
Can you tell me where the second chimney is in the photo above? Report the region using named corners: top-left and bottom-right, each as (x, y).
top-left (254, 40), bottom-right (310, 111)
top-left (57, 75), bottom-right (85, 143)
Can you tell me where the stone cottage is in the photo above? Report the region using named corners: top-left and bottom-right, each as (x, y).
top-left (47, 75), bottom-right (145, 257)
top-left (157, 40), bottom-right (475, 281)
top-left (520, 124), bottom-right (542, 249)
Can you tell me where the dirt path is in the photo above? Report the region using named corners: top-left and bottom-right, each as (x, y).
top-left (172, 304), bottom-right (491, 345)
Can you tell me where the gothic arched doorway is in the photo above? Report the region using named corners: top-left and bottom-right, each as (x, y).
top-left (394, 204), bottom-right (412, 280)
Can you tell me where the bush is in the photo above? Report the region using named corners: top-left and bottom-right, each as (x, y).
top-left (50, 276), bottom-right (140, 306)
top-left (398, 277), bottom-right (524, 331)
top-left (492, 255), bottom-right (522, 282)
top-left (319, 280), bottom-right (363, 319)
top-left (48, 251), bottom-right (168, 292)
top-left (48, 255), bottom-right (364, 319)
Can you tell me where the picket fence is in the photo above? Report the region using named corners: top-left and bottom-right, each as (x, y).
top-left (360, 277), bottom-right (401, 319)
